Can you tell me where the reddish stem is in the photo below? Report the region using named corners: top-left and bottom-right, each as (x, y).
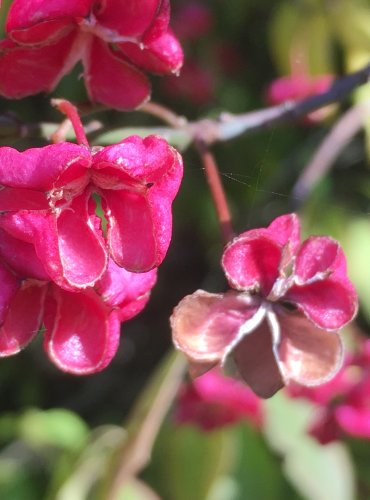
top-left (51, 98), bottom-right (89, 147)
top-left (196, 140), bottom-right (234, 245)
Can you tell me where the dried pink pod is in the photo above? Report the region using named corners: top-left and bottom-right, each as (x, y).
top-left (171, 214), bottom-right (358, 398)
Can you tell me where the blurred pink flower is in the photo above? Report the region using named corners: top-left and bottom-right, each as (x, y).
top-left (289, 339), bottom-right (370, 443)
top-left (266, 74), bottom-right (335, 123)
top-left (172, 2), bottom-right (213, 41)
top-left (175, 369), bottom-right (263, 431)
top-left (162, 59), bottom-right (215, 105)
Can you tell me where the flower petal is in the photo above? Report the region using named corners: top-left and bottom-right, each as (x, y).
top-left (286, 237), bottom-right (358, 330)
top-left (267, 213), bottom-right (300, 248)
top-left (100, 139), bottom-right (182, 271)
top-left (0, 35), bottom-right (78, 98)
top-left (9, 19), bottom-right (75, 46)
top-left (231, 319), bottom-right (284, 398)
top-left (92, 135), bottom-right (182, 189)
top-left (222, 233), bottom-right (282, 295)
top-left (103, 189), bottom-right (157, 272)
top-left (171, 290), bottom-right (260, 377)
top-left (309, 407), bottom-right (340, 444)
top-left (84, 37), bottom-right (150, 110)
top-left (95, 0), bottom-right (162, 39)
top-left (95, 258), bottom-right (157, 321)
top-left (335, 405), bottom-right (370, 438)
top-left (293, 236), bottom-right (344, 284)
top-left (175, 369), bottom-right (263, 430)
top-left (141, 0), bottom-right (170, 43)
top-left (0, 280), bottom-right (47, 356)
top-left (0, 261), bottom-right (19, 324)
top-left (0, 188), bottom-right (48, 211)
top-left (0, 196), bottom-right (107, 290)
top-left (44, 286), bottom-right (120, 374)
top-left (267, 213), bottom-right (301, 271)
top-left (286, 279), bottom-right (357, 330)
top-left (277, 309), bottom-right (344, 386)
top-left (55, 193), bottom-right (108, 287)
top-left (0, 142), bottom-right (90, 190)
top-left (7, 0), bottom-right (92, 43)
top-left (118, 29), bottom-right (183, 75)
top-left (0, 228), bottom-right (49, 280)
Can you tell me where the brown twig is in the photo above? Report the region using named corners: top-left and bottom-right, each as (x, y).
top-left (136, 61), bottom-right (370, 146)
top-left (6, 61), bottom-right (370, 148)
top-left (214, 61), bottom-right (370, 141)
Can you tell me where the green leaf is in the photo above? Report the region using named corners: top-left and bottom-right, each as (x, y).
top-left (92, 127), bottom-right (192, 151)
top-left (18, 408), bottom-right (88, 451)
top-left (143, 421), bottom-right (234, 500)
top-left (116, 479), bottom-right (160, 500)
top-left (339, 217), bottom-right (370, 323)
top-left (269, 3), bottom-right (333, 75)
top-left (0, 464), bottom-right (45, 500)
top-left (345, 48), bottom-right (370, 161)
top-left (330, 2), bottom-right (370, 50)
top-left (264, 392), bottom-right (356, 500)
top-left (232, 424), bottom-right (299, 500)
top-left (47, 426), bottom-right (125, 500)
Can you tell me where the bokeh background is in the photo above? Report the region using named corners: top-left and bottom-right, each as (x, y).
top-left (0, 0), bottom-right (370, 498)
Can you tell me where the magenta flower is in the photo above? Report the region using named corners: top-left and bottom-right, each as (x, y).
top-left (266, 74), bottom-right (334, 123)
top-left (0, 134), bottom-right (183, 290)
top-left (171, 214), bottom-right (358, 398)
top-left (175, 369), bottom-right (263, 431)
top-left (172, 2), bottom-right (214, 42)
top-left (44, 260), bottom-right (157, 374)
top-left (332, 373), bottom-right (370, 439)
top-left (308, 372), bottom-right (370, 444)
top-left (162, 60), bottom-right (215, 106)
top-left (289, 339), bottom-right (370, 443)
top-left (0, 260), bottom-right (47, 357)
top-left (0, 231), bottom-right (157, 374)
top-left (267, 74), bottom-right (334, 105)
top-left (0, 0), bottom-right (183, 109)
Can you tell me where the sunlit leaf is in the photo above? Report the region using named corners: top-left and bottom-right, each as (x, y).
top-left (92, 127), bottom-right (192, 151)
top-left (18, 409), bottom-right (88, 451)
top-left (340, 217), bottom-right (370, 323)
top-left (269, 3), bottom-right (332, 75)
top-left (116, 479), bottom-right (160, 500)
top-left (232, 424), bottom-right (299, 500)
top-left (143, 421), bottom-right (234, 500)
top-left (264, 392), bottom-right (355, 500)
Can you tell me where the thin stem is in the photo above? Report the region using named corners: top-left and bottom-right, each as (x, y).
top-left (139, 101), bottom-right (187, 128)
top-left (51, 98), bottom-right (90, 147)
top-left (216, 61), bottom-right (370, 140)
top-left (292, 102), bottom-right (370, 204)
top-left (14, 61), bottom-right (370, 149)
top-left (50, 117), bottom-right (73, 144)
top-left (134, 63), bottom-right (370, 145)
top-left (103, 351), bottom-right (187, 500)
top-left (196, 140), bottom-right (234, 245)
